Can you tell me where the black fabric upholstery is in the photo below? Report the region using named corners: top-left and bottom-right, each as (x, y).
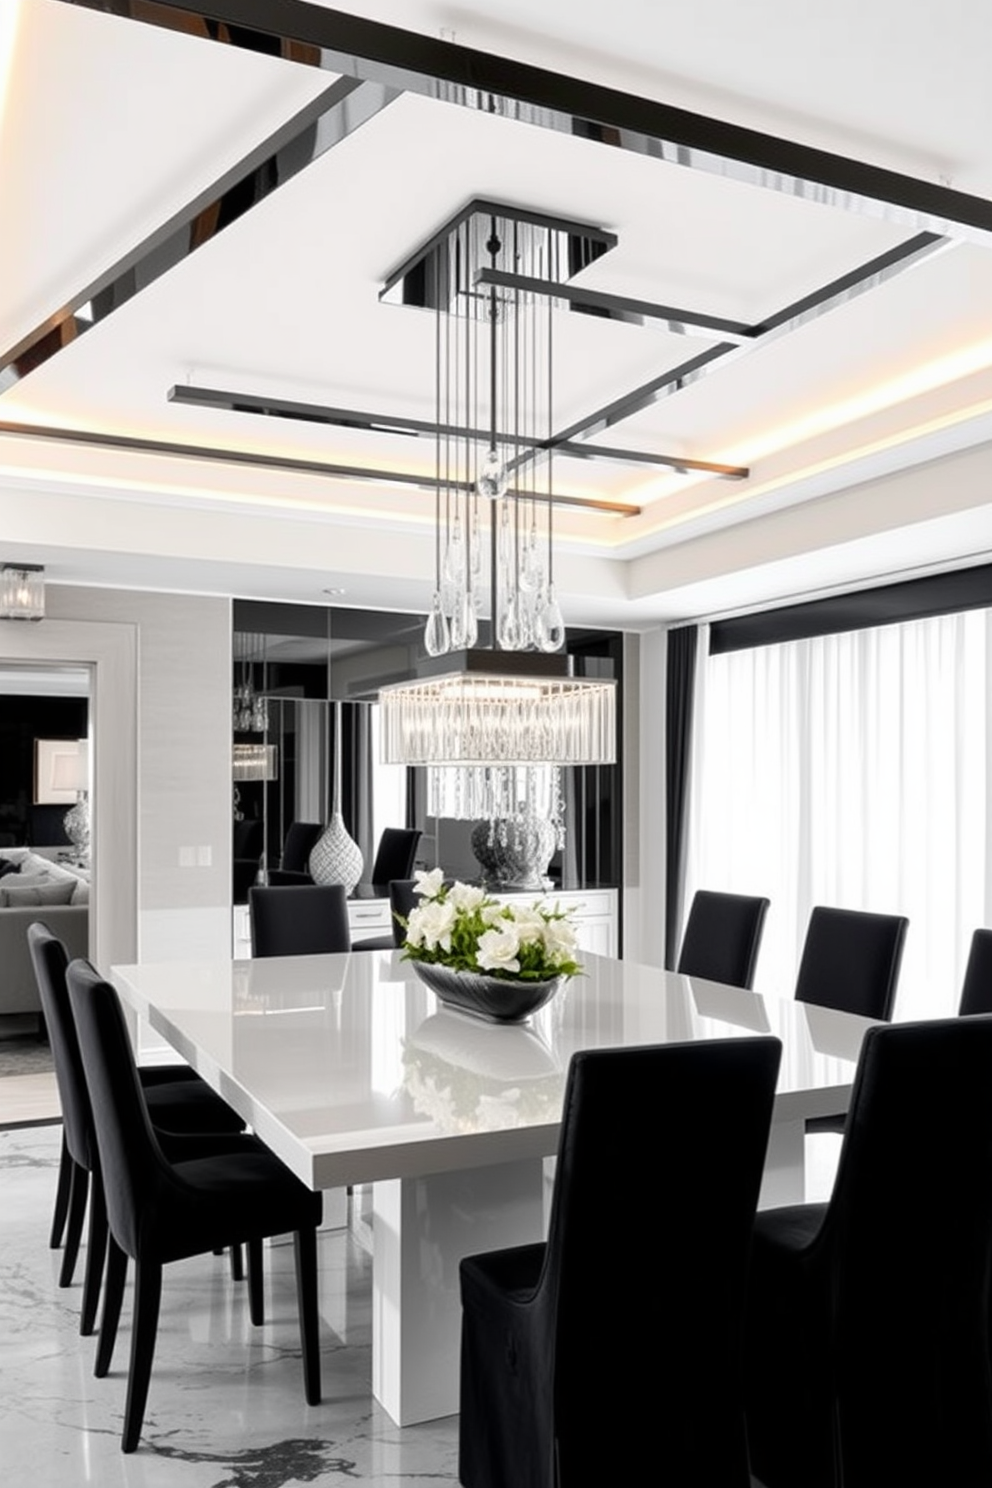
top-left (676, 889), bottom-right (770, 989)
top-left (746, 1016), bottom-right (992, 1488)
top-left (458, 1036), bottom-right (782, 1488)
top-left (795, 906), bottom-right (908, 1018)
top-left (368, 827), bottom-right (421, 888)
top-left (27, 922), bottom-right (244, 1334)
top-left (352, 878), bottom-right (420, 952)
top-left (249, 884), bottom-right (351, 957)
top-left (281, 821), bottom-right (322, 875)
top-left (798, 906), bottom-right (908, 1137)
top-left (66, 958), bottom-right (323, 1452)
top-left (958, 928), bottom-right (992, 1015)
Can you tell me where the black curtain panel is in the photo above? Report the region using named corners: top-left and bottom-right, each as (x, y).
top-left (665, 625), bottom-right (698, 969)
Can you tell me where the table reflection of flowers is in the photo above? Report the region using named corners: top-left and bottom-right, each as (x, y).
top-left (400, 869), bottom-right (582, 1022)
top-left (402, 1010), bottom-right (565, 1135)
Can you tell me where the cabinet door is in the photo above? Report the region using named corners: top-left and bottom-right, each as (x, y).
top-left (574, 917), bottom-right (617, 958)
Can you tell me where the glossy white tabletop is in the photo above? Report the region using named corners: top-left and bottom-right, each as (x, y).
top-left (111, 950), bottom-right (874, 1193)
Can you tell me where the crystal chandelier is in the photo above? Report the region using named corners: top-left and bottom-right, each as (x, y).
top-left (232, 632), bottom-right (268, 733)
top-left (378, 204), bottom-right (617, 779)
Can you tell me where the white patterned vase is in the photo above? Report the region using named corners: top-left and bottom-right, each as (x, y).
top-left (309, 810), bottom-right (363, 893)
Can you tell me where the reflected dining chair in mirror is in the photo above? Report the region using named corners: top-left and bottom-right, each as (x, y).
top-left (65, 959), bottom-right (323, 1453)
top-left (676, 889), bottom-right (770, 989)
top-left (798, 906), bottom-right (908, 1138)
top-left (458, 1036), bottom-right (782, 1488)
top-left (957, 927), bottom-right (992, 1015)
top-left (352, 878), bottom-right (420, 951)
top-left (745, 1016), bottom-right (992, 1488)
top-left (368, 827), bottom-right (421, 889)
top-left (249, 884), bottom-right (350, 957)
top-left (28, 922), bottom-right (246, 1337)
top-left (266, 820), bottom-right (322, 886)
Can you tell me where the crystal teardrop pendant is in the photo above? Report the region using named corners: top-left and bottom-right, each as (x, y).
top-left (519, 528), bottom-right (544, 593)
top-left (536, 583), bottom-right (566, 652)
top-left (442, 517), bottom-right (465, 586)
top-left (424, 592), bottom-right (450, 657)
top-left (497, 593), bottom-right (522, 650)
top-left (476, 448), bottom-right (508, 501)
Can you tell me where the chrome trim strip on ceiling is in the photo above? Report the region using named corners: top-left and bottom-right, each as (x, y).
top-left (0, 72), bottom-right (399, 391)
top-left (168, 383), bottom-right (749, 478)
top-left (0, 420), bottom-right (642, 516)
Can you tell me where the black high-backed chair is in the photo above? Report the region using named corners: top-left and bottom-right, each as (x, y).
top-left (352, 878), bottom-right (420, 952)
top-left (249, 883), bottom-right (351, 958)
top-left (458, 1037), bottom-right (783, 1488)
top-left (368, 827), bottom-right (421, 889)
top-left (267, 820), bottom-right (322, 886)
top-left (746, 1016), bottom-right (992, 1488)
top-left (676, 889), bottom-right (770, 989)
top-left (28, 922), bottom-right (246, 1335)
top-left (66, 958), bottom-right (323, 1453)
top-left (798, 906), bottom-right (908, 1137)
top-left (958, 928), bottom-right (992, 1015)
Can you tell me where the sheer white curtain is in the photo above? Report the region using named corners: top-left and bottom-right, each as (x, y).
top-left (686, 610), bottom-right (992, 1019)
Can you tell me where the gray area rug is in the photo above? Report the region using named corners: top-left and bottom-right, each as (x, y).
top-left (0, 1038), bottom-right (54, 1079)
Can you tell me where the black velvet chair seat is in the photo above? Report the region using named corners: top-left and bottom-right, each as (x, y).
top-left (458, 1037), bottom-right (783, 1488)
top-left (67, 958), bottom-right (323, 1453)
top-left (746, 1016), bottom-right (992, 1488)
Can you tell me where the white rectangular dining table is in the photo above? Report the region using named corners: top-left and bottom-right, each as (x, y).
top-left (110, 948), bottom-right (873, 1427)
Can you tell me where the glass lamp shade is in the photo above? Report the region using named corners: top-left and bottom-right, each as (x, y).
top-left (231, 743), bottom-right (278, 782)
top-left (379, 667), bottom-right (616, 767)
top-left (0, 564), bottom-right (44, 621)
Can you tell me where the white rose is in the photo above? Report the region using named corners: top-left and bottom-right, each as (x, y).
top-left (476, 924), bottom-right (522, 974)
top-left (414, 866), bottom-right (445, 900)
top-left (542, 917), bottom-right (578, 963)
top-left (481, 902), bottom-right (507, 927)
top-left (448, 881), bottom-right (487, 913)
top-left (508, 904), bottom-right (545, 945)
top-left (404, 904), bottom-right (429, 948)
top-left (416, 897), bottom-right (457, 952)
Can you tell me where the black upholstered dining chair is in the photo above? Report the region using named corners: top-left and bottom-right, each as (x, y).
top-left (676, 889), bottom-right (771, 989)
top-left (458, 1036), bottom-right (783, 1488)
top-left (249, 883), bottom-right (351, 957)
top-left (352, 878), bottom-right (420, 952)
top-left (66, 958), bottom-right (323, 1453)
top-left (957, 927), bottom-right (992, 1015)
top-left (745, 1015), bottom-right (992, 1488)
top-left (368, 827), bottom-right (421, 888)
top-left (266, 820), bottom-right (322, 886)
top-left (28, 922), bottom-right (246, 1335)
top-left (797, 906), bottom-right (908, 1137)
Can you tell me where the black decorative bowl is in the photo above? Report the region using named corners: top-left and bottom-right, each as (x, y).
top-left (409, 961), bottom-right (564, 1024)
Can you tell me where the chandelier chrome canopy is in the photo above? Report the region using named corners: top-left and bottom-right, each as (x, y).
top-left (378, 202), bottom-right (617, 774)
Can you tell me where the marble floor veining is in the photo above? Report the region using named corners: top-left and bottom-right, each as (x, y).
top-left (0, 1125), bottom-right (460, 1487)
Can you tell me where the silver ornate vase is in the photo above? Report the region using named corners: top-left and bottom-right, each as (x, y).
top-left (471, 813), bottom-right (556, 891)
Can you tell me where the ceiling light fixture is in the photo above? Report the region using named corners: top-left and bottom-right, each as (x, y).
top-left (0, 563), bottom-right (45, 621)
top-left (378, 204), bottom-right (617, 783)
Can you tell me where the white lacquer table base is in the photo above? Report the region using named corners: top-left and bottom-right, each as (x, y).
top-left (372, 1160), bottom-right (545, 1425)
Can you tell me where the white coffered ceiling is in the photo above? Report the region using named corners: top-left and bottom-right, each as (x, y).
top-left (1, 0), bottom-right (992, 626)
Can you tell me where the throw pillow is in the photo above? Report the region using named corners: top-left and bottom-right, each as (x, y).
top-left (0, 879), bottom-right (77, 908)
top-left (71, 880), bottom-right (90, 905)
top-left (0, 857), bottom-right (19, 880)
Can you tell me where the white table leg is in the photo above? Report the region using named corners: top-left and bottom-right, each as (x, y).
top-left (372, 1159), bottom-right (545, 1425)
top-left (759, 1116), bottom-right (806, 1209)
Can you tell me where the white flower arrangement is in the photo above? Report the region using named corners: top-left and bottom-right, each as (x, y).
top-left (401, 868), bottom-right (583, 982)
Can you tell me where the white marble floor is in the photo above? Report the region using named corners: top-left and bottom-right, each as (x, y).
top-left (0, 1125), bottom-right (459, 1486)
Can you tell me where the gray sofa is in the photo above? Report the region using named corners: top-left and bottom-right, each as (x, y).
top-left (0, 851), bottom-right (89, 1017)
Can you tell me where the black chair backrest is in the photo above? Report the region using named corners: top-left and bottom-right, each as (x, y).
top-left (820, 1016), bottom-right (992, 1484)
top-left (27, 921), bottom-right (96, 1172)
top-left (369, 828), bottom-right (421, 887)
top-left (387, 878), bottom-right (421, 947)
top-left (233, 819), bottom-right (263, 860)
top-left (794, 906), bottom-right (908, 1020)
top-left (959, 928), bottom-right (992, 1016)
top-left (676, 890), bottom-right (770, 989)
top-left (544, 1037), bottom-right (782, 1485)
top-left (65, 958), bottom-right (170, 1259)
top-left (249, 884), bottom-right (351, 958)
top-left (281, 822), bottom-right (322, 875)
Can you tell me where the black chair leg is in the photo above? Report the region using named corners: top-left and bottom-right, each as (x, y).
top-left (95, 1238), bottom-right (127, 1378)
top-left (294, 1226), bottom-right (321, 1406)
top-left (247, 1237), bottom-right (264, 1324)
top-left (80, 1173), bottom-right (108, 1337)
top-left (50, 1132), bottom-right (73, 1248)
top-left (122, 1259), bottom-right (162, 1454)
top-left (229, 1243), bottom-right (244, 1282)
top-left (59, 1161), bottom-right (89, 1288)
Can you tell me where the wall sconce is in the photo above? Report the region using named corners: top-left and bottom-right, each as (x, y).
top-left (0, 563), bottom-right (45, 621)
